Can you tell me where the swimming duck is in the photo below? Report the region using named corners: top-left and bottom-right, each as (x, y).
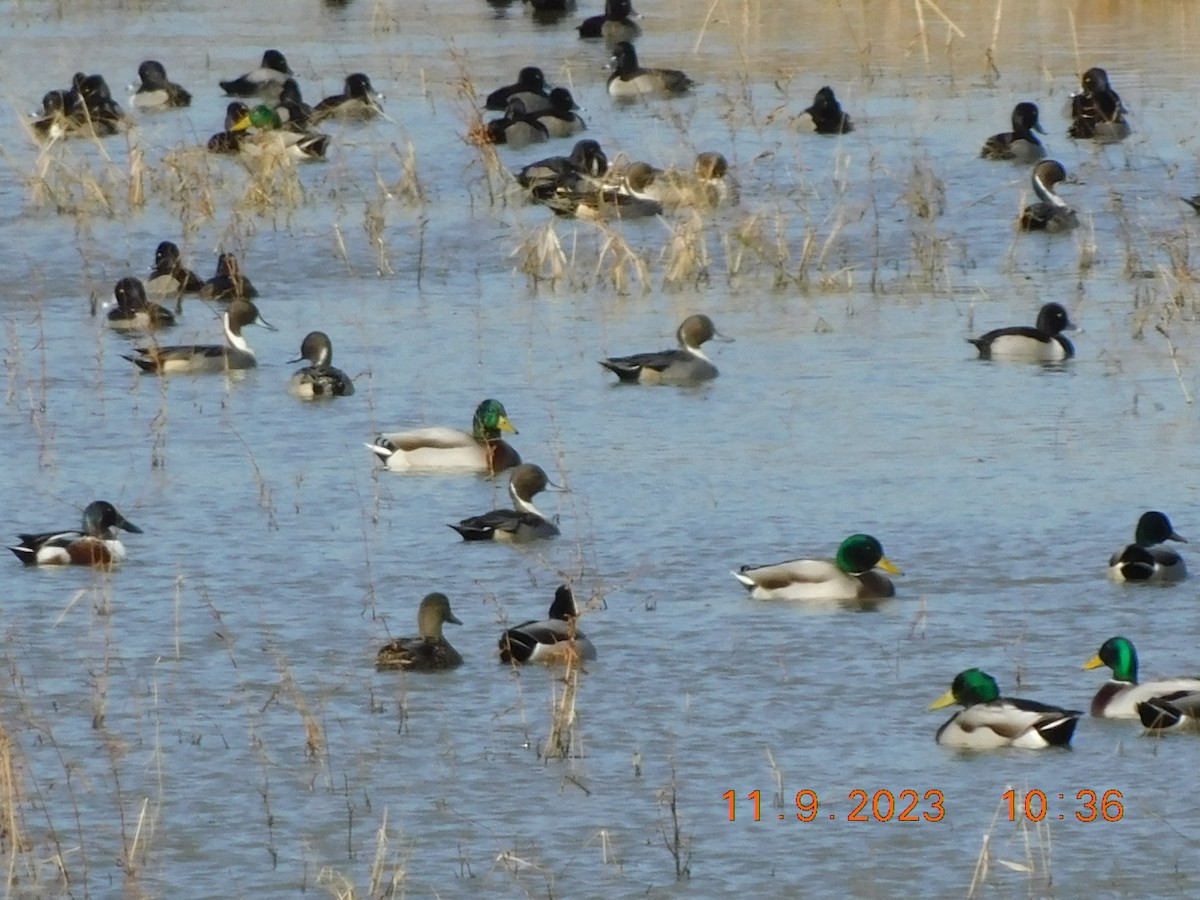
top-left (534, 88), bottom-right (586, 138)
top-left (516, 139), bottom-right (609, 193)
top-left (71, 73), bottom-right (124, 133)
top-left (967, 301), bottom-right (1075, 362)
top-left (1069, 67), bottom-right (1130, 141)
top-left (1137, 691), bottom-right (1200, 733)
top-left (732, 534), bottom-right (902, 602)
top-left (31, 91), bottom-right (78, 141)
top-left (1084, 636), bottom-right (1200, 718)
top-left (484, 98), bottom-right (549, 149)
top-left (207, 102), bottom-right (252, 154)
top-left (375, 593), bottom-right (463, 671)
top-left (200, 253), bottom-right (259, 302)
top-left (638, 152), bottom-right (733, 210)
top-left (123, 298), bottom-right (275, 374)
top-left (600, 313), bottom-right (729, 385)
top-left (288, 331), bottom-right (355, 398)
top-left (929, 669), bottom-right (1081, 750)
top-left (366, 398), bottom-right (521, 474)
top-left (499, 585), bottom-right (597, 665)
top-left (449, 463), bottom-right (560, 542)
top-left (1018, 160), bottom-right (1078, 232)
top-left (485, 66), bottom-right (552, 114)
top-left (132, 60), bottom-right (192, 109)
top-left (220, 49), bottom-right (293, 100)
top-left (980, 101), bottom-right (1046, 162)
top-left (525, 0), bottom-right (577, 23)
top-left (146, 241), bottom-right (204, 296)
top-left (272, 78), bottom-right (314, 131)
top-left (537, 161), bottom-right (663, 219)
top-left (9, 500), bottom-right (142, 568)
top-left (1109, 511), bottom-right (1187, 583)
top-left (106, 277), bottom-right (176, 330)
top-left (801, 86), bottom-right (853, 134)
top-left (607, 42), bottom-right (694, 97)
top-left (232, 104), bottom-right (330, 161)
top-left (312, 73), bottom-right (383, 122)
top-left (578, 0), bottom-right (641, 41)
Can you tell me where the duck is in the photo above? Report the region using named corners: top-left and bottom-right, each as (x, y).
top-left (1069, 67), bottom-right (1130, 141)
top-left (967, 301), bottom-right (1075, 362)
top-left (288, 331), bottom-right (355, 398)
top-left (929, 669), bottom-right (1081, 750)
top-left (1108, 511), bottom-right (1187, 583)
top-left (70, 73), bottom-right (124, 133)
top-left (800, 86), bottom-right (853, 134)
top-left (516, 138), bottom-right (609, 193)
top-left (638, 152), bottom-right (733, 211)
top-left (485, 66), bottom-right (552, 114)
top-left (499, 585), bottom-right (597, 665)
top-left (312, 73), bottom-right (383, 122)
top-left (599, 313), bottom-right (729, 385)
top-left (9, 500), bottom-right (142, 568)
top-left (449, 463), bottom-right (560, 542)
top-left (31, 90), bottom-right (79, 141)
top-left (1137, 691), bottom-right (1200, 733)
top-left (607, 42), bottom-right (694, 97)
top-left (1084, 636), bottom-right (1200, 718)
top-left (132, 60), bottom-right (192, 109)
top-left (980, 102), bottom-right (1046, 162)
top-left (219, 49), bottom-right (293, 100)
top-left (732, 534), bottom-right (901, 602)
top-left (1018, 159), bottom-right (1078, 232)
top-left (534, 88), bottom-right (586, 138)
top-left (366, 398), bottom-right (521, 474)
top-left (123, 298), bottom-right (275, 374)
top-left (200, 253), bottom-right (259, 302)
top-left (537, 161), bottom-right (663, 219)
top-left (375, 593), bottom-right (463, 672)
top-left (145, 241), bottom-right (204, 296)
top-left (577, 0), bottom-right (640, 41)
top-left (484, 98), bottom-right (549, 149)
top-left (106, 277), bottom-right (176, 330)
top-left (207, 102), bottom-right (252, 154)
top-left (525, 0), bottom-right (577, 23)
top-left (232, 104), bottom-right (330, 161)
top-left (272, 78), bottom-right (314, 131)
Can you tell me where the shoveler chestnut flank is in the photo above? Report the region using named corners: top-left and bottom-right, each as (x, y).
top-left (9, 500), bottom-right (142, 568)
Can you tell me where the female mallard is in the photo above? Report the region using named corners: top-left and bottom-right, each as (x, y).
top-left (9, 500), bottom-right (142, 568)
top-left (968, 302), bottom-right (1075, 362)
top-left (980, 101), bottom-right (1045, 162)
top-left (123, 298), bottom-right (275, 374)
top-left (376, 593), bottom-right (463, 671)
top-left (1018, 159), bottom-right (1078, 232)
top-left (449, 463), bottom-right (560, 542)
top-left (499, 585), bottom-right (597, 665)
top-left (1137, 691), bottom-right (1200, 733)
top-left (288, 331), bottom-right (355, 398)
top-left (929, 669), bottom-right (1081, 750)
top-left (1108, 511), bottom-right (1186, 583)
top-left (599, 314), bottom-right (729, 385)
top-left (732, 533), bottom-right (901, 602)
top-left (106, 277), bottom-right (176, 330)
top-left (1083, 636), bottom-right (1200, 718)
top-left (366, 399), bottom-right (521, 474)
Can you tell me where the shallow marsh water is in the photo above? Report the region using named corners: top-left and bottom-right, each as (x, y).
top-left (2, 0), bottom-right (1200, 897)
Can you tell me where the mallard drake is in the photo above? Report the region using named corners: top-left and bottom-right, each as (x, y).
top-left (1109, 511), bottom-right (1187, 583)
top-left (485, 66), bottom-right (552, 114)
top-left (132, 60), bottom-right (191, 109)
top-left (312, 73), bottom-right (383, 122)
top-left (449, 463), bottom-right (560, 542)
top-left (801, 86), bottom-right (853, 134)
top-left (577, 0), bottom-right (640, 41)
top-left (146, 241), bottom-right (204, 295)
top-left (366, 398), bottom-right (521, 474)
top-left (968, 302), bottom-right (1075, 362)
top-left (123, 298), bottom-right (275, 374)
top-left (207, 102), bottom-right (251, 154)
top-left (289, 331), bottom-right (355, 398)
top-left (1137, 691), bottom-right (1200, 733)
top-left (981, 102), bottom-right (1045, 162)
top-left (200, 253), bottom-right (259, 302)
top-left (929, 669), bottom-right (1081, 750)
top-left (732, 534), bottom-right (901, 602)
top-left (600, 314), bottom-right (729, 385)
top-left (484, 97), bottom-right (549, 149)
top-left (232, 104), bottom-right (330, 161)
top-left (1083, 636), bottom-right (1200, 718)
top-left (9, 500), bottom-right (142, 568)
top-left (1069, 67), bottom-right (1130, 142)
top-left (607, 42), bottom-right (694, 97)
top-left (516, 139), bottom-right (609, 193)
top-left (376, 593), bottom-right (463, 671)
top-left (219, 49), bottom-right (292, 100)
top-left (499, 585), bottom-right (597, 665)
top-left (1018, 160), bottom-right (1078, 232)
top-left (106, 277), bottom-right (176, 330)
top-left (534, 88), bottom-right (586, 138)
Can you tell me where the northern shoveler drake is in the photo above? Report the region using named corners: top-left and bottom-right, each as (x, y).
top-left (288, 331), bottom-right (355, 398)
top-left (801, 86), bottom-right (853, 134)
top-left (376, 593), bottom-right (463, 671)
top-left (1018, 159), bottom-right (1078, 232)
top-left (499, 584), bottom-right (597, 665)
top-left (577, 0), bottom-right (640, 42)
top-left (929, 669), bottom-right (1081, 750)
top-left (312, 73), bottom-right (383, 122)
top-left (536, 161), bottom-right (663, 219)
top-left (123, 298), bottom-right (275, 374)
top-left (201, 253), bottom-right (259, 302)
top-left (607, 42), bottom-right (694, 97)
top-left (219, 49), bottom-right (292, 100)
top-left (1069, 67), bottom-right (1130, 142)
top-left (232, 104), bottom-right (330, 161)
top-left (146, 241), bottom-right (204, 296)
top-left (534, 88), bottom-right (586, 138)
top-left (9, 500), bottom-right (142, 568)
top-left (1137, 691), bottom-right (1200, 733)
top-left (600, 313), bottom-right (729, 385)
top-left (1109, 511), bottom-right (1187, 583)
top-left (968, 301), bottom-right (1075, 362)
top-left (732, 534), bottom-right (902, 602)
top-left (449, 463), bottom-right (560, 542)
top-left (132, 60), bottom-right (191, 109)
top-left (484, 98), bottom-right (549, 149)
top-left (981, 101), bottom-right (1045, 162)
top-left (1084, 637), bottom-right (1200, 718)
top-left (366, 399), bottom-right (521, 474)
top-left (106, 277), bottom-right (176, 330)
top-left (516, 138), bottom-right (608, 193)
top-left (485, 66), bottom-right (552, 114)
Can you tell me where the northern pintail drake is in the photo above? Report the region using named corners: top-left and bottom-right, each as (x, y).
top-left (732, 534), bottom-right (902, 602)
top-left (929, 669), bottom-right (1081, 750)
top-left (201, 253), bottom-right (259, 302)
top-left (534, 88), bottom-right (586, 138)
top-left (1137, 691), bottom-right (1200, 733)
top-left (1084, 637), bottom-right (1200, 718)
top-left (499, 585), bottom-right (597, 665)
top-left (146, 241), bottom-right (204, 295)
top-left (607, 42), bottom-right (694, 97)
top-left (484, 98), bottom-right (549, 148)
top-left (123, 298), bottom-right (275, 374)
top-left (485, 67), bottom-right (552, 114)
top-left (106, 277), bottom-right (176, 330)
top-left (220, 49), bottom-right (293, 100)
top-left (366, 398), bottom-right (521, 474)
top-left (9, 500), bottom-right (142, 568)
top-left (1018, 160), bottom-right (1078, 232)
top-left (537, 161), bottom-right (662, 219)
top-left (980, 101), bottom-right (1046, 162)
top-left (600, 313), bottom-right (729, 385)
top-left (449, 463), bottom-right (560, 542)
top-left (578, 0), bottom-right (640, 41)
top-left (801, 86), bottom-right (853, 134)
top-left (312, 73), bottom-right (383, 122)
top-left (207, 102), bottom-right (251, 154)
top-left (636, 152), bottom-right (734, 210)
top-left (376, 593), bottom-right (463, 671)
top-left (288, 331), bottom-right (355, 398)
top-left (132, 60), bottom-right (191, 109)
top-left (232, 104), bottom-right (330, 161)
top-left (1109, 511), bottom-right (1187, 583)
top-left (516, 138), bottom-right (608, 193)
top-left (968, 302), bottom-right (1075, 362)
top-left (1069, 66), bottom-right (1131, 141)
